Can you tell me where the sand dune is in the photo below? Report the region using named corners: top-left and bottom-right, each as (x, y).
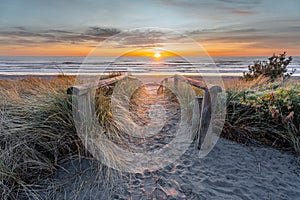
top-left (37, 138), bottom-right (300, 199)
top-left (37, 83), bottom-right (300, 199)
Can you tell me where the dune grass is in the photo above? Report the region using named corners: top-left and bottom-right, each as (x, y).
top-left (0, 75), bottom-right (85, 199)
top-left (1, 73), bottom-right (300, 199)
top-left (223, 76), bottom-right (300, 154)
top-left (0, 74), bottom-right (128, 199)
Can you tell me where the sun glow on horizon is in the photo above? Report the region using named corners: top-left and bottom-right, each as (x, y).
top-left (1, 43), bottom-right (299, 57)
top-left (154, 52), bottom-right (161, 59)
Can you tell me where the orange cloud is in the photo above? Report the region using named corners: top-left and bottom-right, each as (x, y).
top-left (1, 41), bottom-right (299, 57)
top-left (0, 45), bottom-right (93, 56)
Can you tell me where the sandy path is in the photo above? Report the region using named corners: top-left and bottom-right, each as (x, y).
top-left (37, 84), bottom-right (300, 200)
top-left (38, 138), bottom-right (300, 200)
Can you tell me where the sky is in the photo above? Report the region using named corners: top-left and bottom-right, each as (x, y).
top-left (0, 0), bottom-right (300, 56)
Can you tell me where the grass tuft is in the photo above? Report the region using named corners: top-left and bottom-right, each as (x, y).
top-left (223, 77), bottom-right (300, 154)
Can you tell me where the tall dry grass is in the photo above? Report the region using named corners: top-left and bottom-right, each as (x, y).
top-left (1, 74), bottom-right (132, 199)
top-left (0, 75), bottom-right (85, 199)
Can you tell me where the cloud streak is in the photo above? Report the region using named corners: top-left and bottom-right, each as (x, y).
top-left (160, 0), bottom-right (259, 17)
top-left (0, 27), bottom-right (179, 48)
top-left (217, 0), bottom-right (261, 5)
top-left (0, 26), bottom-right (122, 46)
top-left (187, 25), bottom-right (300, 51)
top-left (1, 24), bottom-right (299, 52)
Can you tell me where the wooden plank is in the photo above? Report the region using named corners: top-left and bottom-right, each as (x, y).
top-left (67, 75), bottom-right (126, 96)
top-left (97, 74), bottom-right (126, 88)
top-left (175, 75), bottom-right (205, 90)
top-left (174, 75), bottom-right (222, 93)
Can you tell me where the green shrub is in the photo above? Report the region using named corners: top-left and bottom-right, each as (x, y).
top-left (224, 83), bottom-right (300, 154)
top-left (243, 52), bottom-right (295, 82)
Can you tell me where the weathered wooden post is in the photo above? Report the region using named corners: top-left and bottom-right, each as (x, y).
top-left (67, 85), bottom-right (93, 124)
top-left (192, 96), bottom-right (203, 138)
top-left (157, 78), bottom-right (167, 94)
top-left (174, 75), bottom-right (178, 91)
top-left (197, 86), bottom-right (221, 149)
top-left (164, 78), bottom-right (168, 92)
top-left (67, 75), bottom-right (126, 127)
top-left (168, 75), bottom-right (222, 149)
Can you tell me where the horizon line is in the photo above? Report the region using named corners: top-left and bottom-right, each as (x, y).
top-left (1, 54), bottom-right (299, 57)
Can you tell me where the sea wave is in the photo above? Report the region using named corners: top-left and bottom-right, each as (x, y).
top-left (0, 56), bottom-right (299, 76)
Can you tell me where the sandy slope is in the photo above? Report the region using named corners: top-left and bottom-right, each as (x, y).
top-left (35, 82), bottom-right (300, 200)
top-left (37, 137), bottom-right (300, 200)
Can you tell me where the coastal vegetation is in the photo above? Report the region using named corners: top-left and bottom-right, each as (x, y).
top-left (224, 77), bottom-right (300, 154)
top-left (242, 52), bottom-right (295, 82)
top-left (0, 76), bottom-right (82, 199)
top-left (0, 53), bottom-right (299, 198)
top-left (225, 52), bottom-right (300, 154)
top-left (0, 74), bottom-right (140, 199)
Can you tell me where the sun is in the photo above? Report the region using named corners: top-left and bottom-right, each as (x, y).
top-left (154, 52), bottom-right (161, 59)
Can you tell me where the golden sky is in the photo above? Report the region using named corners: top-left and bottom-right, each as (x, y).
top-left (1, 41), bottom-right (298, 57)
top-left (1, 0), bottom-right (300, 56)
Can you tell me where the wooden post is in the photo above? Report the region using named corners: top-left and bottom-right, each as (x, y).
top-left (192, 96), bottom-right (203, 139)
top-left (67, 74), bottom-right (127, 125)
top-left (197, 90), bottom-right (210, 149)
top-left (157, 78), bottom-right (166, 94)
top-left (174, 75), bottom-right (178, 91)
top-left (67, 74), bottom-right (222, 151)
top-left (197, 87), bottom-right (220, 149)
top-left (72, 91), bottom-right (94, 125)
top-left (164, 78), bottom-right (168, 92)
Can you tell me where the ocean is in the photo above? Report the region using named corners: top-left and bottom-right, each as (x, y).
top-left (0, 56), bottom-right (299, 77)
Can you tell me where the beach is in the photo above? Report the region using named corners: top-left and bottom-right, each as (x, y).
top-left (2, 0), bottom-right (300, 199)
top-left (0, 76), bottom-right (300, 199)
top-left (1, 73), bottom-right (300, 199)
top-left (38, 137), bottom-right (300, 199)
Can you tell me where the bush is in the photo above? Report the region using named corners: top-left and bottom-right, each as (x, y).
top-left (224, 82), bottom-right (300, 155)
top-left (243, 52), bottom-right (295, 82)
